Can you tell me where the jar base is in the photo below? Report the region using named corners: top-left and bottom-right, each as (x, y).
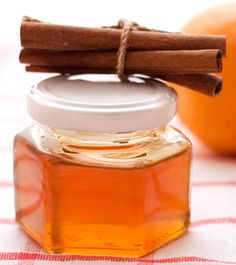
top-left (18, 217), bottom-right (189, 258)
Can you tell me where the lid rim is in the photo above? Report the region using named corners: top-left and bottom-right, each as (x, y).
top-left (27, 74), bottom-right (177, 132)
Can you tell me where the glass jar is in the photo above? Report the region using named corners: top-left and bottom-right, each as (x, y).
top-left (14, 75), bottom-right (192, 257)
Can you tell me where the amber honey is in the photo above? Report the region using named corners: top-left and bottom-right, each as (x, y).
top-left (14, 125), bottom-right (191, 257)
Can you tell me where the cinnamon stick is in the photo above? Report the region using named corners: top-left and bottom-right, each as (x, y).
top-left (25, 65), bottom-right (222, 97)
top-left (158, 74), bottom-right (222, 96)
top-left (21, 21), bottom-right (226, 56)
top-left (20, 48), bottom-right (222, 74)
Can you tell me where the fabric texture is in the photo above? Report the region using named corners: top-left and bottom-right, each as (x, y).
top-left (0, 55), bottom-right (236, 264)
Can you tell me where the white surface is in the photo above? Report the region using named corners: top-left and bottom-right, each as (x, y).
top-left (28, 74), bottom-right (177, 132)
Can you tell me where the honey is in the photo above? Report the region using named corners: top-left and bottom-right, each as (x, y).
top-left (13, 75), bottom-right (192, 257)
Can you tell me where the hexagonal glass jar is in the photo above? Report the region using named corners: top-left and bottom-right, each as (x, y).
top-left (14, 75), bottom-right (191, 257)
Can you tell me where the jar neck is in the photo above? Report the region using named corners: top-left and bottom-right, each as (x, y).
top-left (35, 124), bottom-right (167, 151)
top-left (32, 123), bottom-right (188, 169)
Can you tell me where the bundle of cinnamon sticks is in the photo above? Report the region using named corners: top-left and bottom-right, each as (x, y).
top-left (20, 17), bottom-right (226, 96)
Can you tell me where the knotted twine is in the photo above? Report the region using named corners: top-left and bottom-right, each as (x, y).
top-left (108, 19), bottom-right (168, 81)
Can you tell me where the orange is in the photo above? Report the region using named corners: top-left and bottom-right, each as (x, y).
top-left (174, 3), bottom-right (236, 154)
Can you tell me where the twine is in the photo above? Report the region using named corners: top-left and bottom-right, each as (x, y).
top-left (22, 16), bottom-right (42, 23)
top-left (110, 19), bottom-right (169, 81)
top-left (116, 20), bottom-right (134, 81)
top-left (115, 19), bottom-right (149, 81)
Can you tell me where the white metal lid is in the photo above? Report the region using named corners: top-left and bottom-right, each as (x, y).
top-left (27, 74), bottom-right (177, 133)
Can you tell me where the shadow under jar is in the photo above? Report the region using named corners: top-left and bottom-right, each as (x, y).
top-left (14, 74), bottom-right (192, 257)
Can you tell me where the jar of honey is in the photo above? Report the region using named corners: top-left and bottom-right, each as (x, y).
top-left (14, 74), bottom-right (192, 257)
